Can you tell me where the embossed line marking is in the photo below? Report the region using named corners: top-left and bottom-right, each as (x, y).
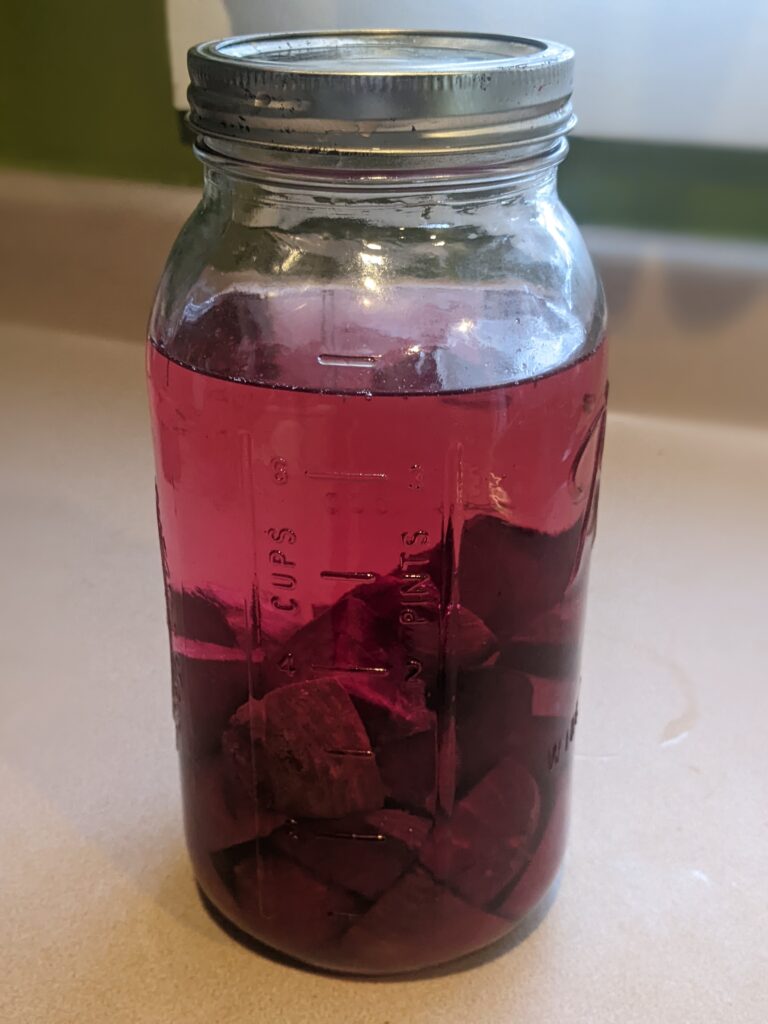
top-left (318, 831), bottom-right (386, 841)
top-left (312, 664), bottom-right (389, 675)
top-left (324, 748), bottom-right (375, 758)
top-left (320, 570), bottom-right (376, 581)
top-left (317, 353), bottom-right (379, 368)
top-left (305, 470), bottom-right (388, 481)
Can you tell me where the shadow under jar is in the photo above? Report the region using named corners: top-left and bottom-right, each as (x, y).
top-left (147, 30), bottom-right (607, 975)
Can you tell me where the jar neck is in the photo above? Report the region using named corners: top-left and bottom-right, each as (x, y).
top-left (196, 130), bottom-right (568, 180)
top-left (201, 147), bottom-right (564, 222)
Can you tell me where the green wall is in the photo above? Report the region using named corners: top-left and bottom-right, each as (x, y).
top-left (1, 0), bottom-right (198, 185)
top-left (2, 1), bottom-right (766, 239)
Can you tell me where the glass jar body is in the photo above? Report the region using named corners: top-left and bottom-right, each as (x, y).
top-left (148, 160), bottom-right (607, 973)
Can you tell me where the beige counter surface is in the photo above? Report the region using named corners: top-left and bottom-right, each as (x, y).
top-left (1, 174), bottom-right (767, 1023)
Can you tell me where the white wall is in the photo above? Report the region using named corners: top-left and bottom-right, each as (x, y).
top-left (166, 0), bottom-right (768, 149)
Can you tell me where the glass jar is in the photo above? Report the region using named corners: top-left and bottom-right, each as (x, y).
top-left (148, 31), bottom-right (607, 975)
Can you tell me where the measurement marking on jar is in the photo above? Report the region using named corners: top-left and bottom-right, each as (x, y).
top-left (318, 831), bottom-right (385, 841)
top-left (324, 748), bottom-right (375, 758)
top-left (305, 470), bottom-right (388, 481)
top-left (317, 352), bottom-right (380, 368)
top-left (320, 569), bottom-right (376, 581)
top-left (312, 664), bottom-right (389, 675)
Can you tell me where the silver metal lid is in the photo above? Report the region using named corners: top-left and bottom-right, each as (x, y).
top-left (187, 30), bottom-right (575, 170)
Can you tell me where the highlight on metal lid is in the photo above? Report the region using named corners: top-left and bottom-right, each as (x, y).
top-left (187, 30), bottom-right (576, 168)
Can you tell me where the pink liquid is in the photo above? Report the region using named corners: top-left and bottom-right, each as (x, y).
top-left (148, 295), bottom-right (607, 973)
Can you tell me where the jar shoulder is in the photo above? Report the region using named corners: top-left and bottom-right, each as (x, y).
top-left (149, 192), bottom-right (604, 393)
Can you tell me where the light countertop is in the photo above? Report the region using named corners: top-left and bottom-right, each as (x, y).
top-left (1, 174), bottom-right (766, 1023)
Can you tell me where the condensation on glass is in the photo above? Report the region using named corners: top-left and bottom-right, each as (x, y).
top-left (147, 30), bottom-right (608, 974)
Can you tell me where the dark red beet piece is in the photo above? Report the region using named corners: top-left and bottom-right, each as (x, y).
top-left (456, 515), bottom-right (583, 643)
top-left (496, 786), bottom-right (569, 920)
top-left (167, 587), bottom-right (237, 646)
top-left (402, 605), bottom-right (497, 674)
top-left (455, 664), bottom-right (533, 791)
top-left (233, 852), bottom-right (363, 958)
top-left (262, 576), bottom-right (433, 745)
top-left (182, 754), bottom-right (285, 851)
top-left (420, 754), bottom-right (540, 906)
top-left (501, 569), bottom-right (588, 680)
top-left (501, 639), bottom-right (581, 681)
top-left (354, 573), bottom-right (404, 618)
top-left (375, 724), bottom-right (437, 814)
top-left (262, 590), bottom-right (392, 692)
top-left (371, 809), bottom-right (432, 851)
top-left (335, 602), bottom-right (383, 667)
top-left (456, 659), bottom-right (578, 827)
top-left (340, 671), bottom-right (433, 746)
top-left (271, 809), bottom-right (432, 900)
top-left (172, 654), bottom-right (253, 757)
top-left (170, 292), bottom-right (284, 383)
top-left (338, 867), bottom-right (509, 973)
top-left (221, 697), bottom-right (263, 797)
top-left (223, 678), bottom-right (384, 818)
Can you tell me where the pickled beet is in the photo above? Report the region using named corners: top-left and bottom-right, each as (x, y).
top-left (182, 754), bottom-right (285, 851)
top-left (262, 592), bottom-right (391, 691)
top-left (338, 868), bottom-right (509, 974)
top-left (457, 516), bottom-right (583, 643)
top-left (403, 604), bottom-right (498, 674)
top-left (420, 755), bottom-right (540, 905)
top-left (496, 787), bottom-right (570, 920)
top-left (167, 587), bottom-right (237, 647)
top-left (233, 853), bottom-right (363, 961)
top-left (375, 726), bottom-right (437, 813)
top-left (262, 582), bottom-right (433, 745)
top-left (223, 678), bottom-right (384, 819)
top-left (171, 654), bottom-right (251, 757)
top-left (456, 664), bottom-right (533, 790)
top-left (271, 809), bottom-right (431, 899)
top-left (173, 293), bottom-right (284, 383)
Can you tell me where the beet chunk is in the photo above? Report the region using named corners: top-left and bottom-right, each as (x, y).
top-left (496, 786), bottom-right (570, 920)
top-left (223, 678), bottom-right (384, 818)
top-left (375, 724), bottom-right (437, 813)
top-left (354, 573), bottom-right (404, 618)
top-left (182, 754), bottom-right (285, 851)
top-left (501, 639), bottom-right (581, 682)
top-left (271, 809), bottom-right (432, 900)
top-left (172, 654), bottom-right (252, 757)
top-left (456, 652), bottom-right (579, 790)
top-left (233, 853), bottom-right (362, 958)
top-left (338, 867), bottom-right (509, 973)
top-left (402, 605), bottom-right (497, 674)
top-left (457, 516), bottom-right (583, 642)
top-left (170, 292), bottom-right (284, 383)
top-left (455, 664), bottom-right (533, 791)
top-left (262, 582), bottom-right (433, 746)
top-left (501, 570), bottom-right (588, 680)
top-left (340, 671), bottom-right (433, 747)
top-left (420, 755), bottom-right (540, 906)
top-left (262, 572), bottom-right (436, 733)
top-left (262, 591), bottom-right (392, 692)
top-left (167, 587), bottom-right (237, 646)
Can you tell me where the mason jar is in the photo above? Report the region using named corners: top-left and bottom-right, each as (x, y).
top-left (147, 30), bottom-right (607, 974)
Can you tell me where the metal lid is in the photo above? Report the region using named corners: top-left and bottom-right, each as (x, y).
top-left (187, 30), bottom-right (576, 170)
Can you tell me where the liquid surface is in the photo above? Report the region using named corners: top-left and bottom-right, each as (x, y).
top-left (148, 298), bottom-right (607, 973)
top-left (157, 284), bottom-right (590, 395)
